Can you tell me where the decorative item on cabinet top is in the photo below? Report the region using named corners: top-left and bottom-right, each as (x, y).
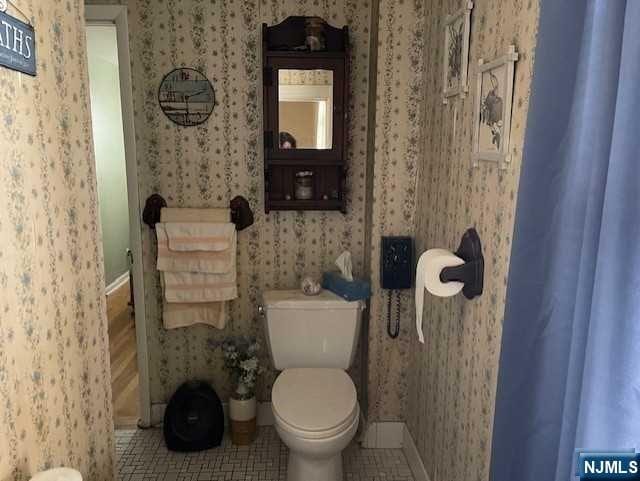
top-left (142, 194), bottom-right (254, 231)
top-left (262, 16), bottom-right (350, 214)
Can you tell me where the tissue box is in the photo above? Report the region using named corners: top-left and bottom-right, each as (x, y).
top-left (322, 272), bottom-right (371, 302)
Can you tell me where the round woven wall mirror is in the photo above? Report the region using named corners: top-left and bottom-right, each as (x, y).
top-left (158, 68), bottom-right (215, 127)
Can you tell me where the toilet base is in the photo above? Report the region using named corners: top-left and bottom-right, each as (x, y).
top-left (274, 401), bottom-right (360, 481)
top-left (287, 450), bottom-right (343, 481)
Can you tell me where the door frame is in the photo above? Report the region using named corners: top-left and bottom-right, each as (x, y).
top-left (85, 5), bottom-right (152, 428)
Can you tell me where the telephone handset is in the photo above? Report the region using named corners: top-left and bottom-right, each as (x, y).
top-left (380, 236), bottom-right (413, 339)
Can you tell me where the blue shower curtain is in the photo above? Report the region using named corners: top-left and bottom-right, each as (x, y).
top-left (490, 1), bottom-right (640, 480)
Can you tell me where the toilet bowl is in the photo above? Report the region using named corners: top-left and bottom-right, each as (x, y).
top-left (272, 368), bottom-right (359, 481)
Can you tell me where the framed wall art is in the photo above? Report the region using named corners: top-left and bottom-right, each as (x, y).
top-left (158, 68), bottom-right (215, 127)
top-left (442, 1), bottom-right (473, 102)
top-left (472, 45), bottom-right (519, 169)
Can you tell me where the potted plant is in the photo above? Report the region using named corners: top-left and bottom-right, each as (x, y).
top-left (219, 337), bottom-right (264, 445)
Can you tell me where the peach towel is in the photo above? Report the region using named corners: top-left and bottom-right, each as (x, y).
top-left (162, 271), bottom-right (237, 303)
top-left (156, 223), bottom-right (235, 274)
top-left (162, 301), bottom-right (226, 330)
top-left (164, 222), bottom-right (235, 252)
top-left (155, 215), bottom-right (237, 330)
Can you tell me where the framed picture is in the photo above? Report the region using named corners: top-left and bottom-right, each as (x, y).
top-left (158, 68), bottom-right (216, 127)
top-left (472, 45), bottom-right (519, 168)
top-left (442, 1), bottom-right (473, 102)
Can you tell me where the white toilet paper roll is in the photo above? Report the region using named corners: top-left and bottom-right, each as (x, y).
top-left (421, 249), bottom-right (465, 297)
top-left (415, 249), bottom-right (465, 343)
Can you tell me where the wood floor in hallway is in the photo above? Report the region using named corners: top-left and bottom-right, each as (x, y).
top-left (107, 278), bottom-right (139, 428)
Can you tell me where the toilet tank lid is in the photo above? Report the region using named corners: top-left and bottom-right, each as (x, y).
top-left (263, 289), bottom-right (363, 310)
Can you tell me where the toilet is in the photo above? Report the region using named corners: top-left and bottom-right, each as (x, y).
top-left (261, 290), bottom-right (363, 481)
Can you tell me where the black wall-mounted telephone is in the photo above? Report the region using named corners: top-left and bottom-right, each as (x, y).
top-left (380, 236), bottom-right (413, 339)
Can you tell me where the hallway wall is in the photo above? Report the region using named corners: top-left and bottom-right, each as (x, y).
top-left (87, 24), bottom-right (131, 287)
top-left (0, 1), bottom-right (114, 480)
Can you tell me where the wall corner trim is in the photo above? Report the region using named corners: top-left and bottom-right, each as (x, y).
top-left (362, 422), bottom-right (429, 481)
top-left (403, 424), bottom-right (430, 481)
top-left (362, 421), bottom-right (404, 449)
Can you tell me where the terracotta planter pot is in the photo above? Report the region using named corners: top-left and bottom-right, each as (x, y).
top-left (229, 396), bottom-right (257, 445)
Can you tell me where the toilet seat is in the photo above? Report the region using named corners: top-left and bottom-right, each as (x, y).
top-left (272, 368), bottom-right (358, 440)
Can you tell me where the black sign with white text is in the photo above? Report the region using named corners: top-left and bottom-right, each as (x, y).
top-left (0, 9), bottom-right (36, 76)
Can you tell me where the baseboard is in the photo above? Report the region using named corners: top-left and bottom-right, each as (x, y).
top-left (356, 410), bottom-right (368, 444)
top-left (257, 402), bottom-right (275, 426)
top-left (362, 421), bottom-right (404, 449)
top-left (361, 422), bottom-right (429, 481)
top-left (150, 402), bottom-right (166, 426)
top-left (149, 401), bottom-right (275, 428)
top-left (402, 424), bottom-right (429, 481)
top-left (106, 271), bottom-right (130, 296)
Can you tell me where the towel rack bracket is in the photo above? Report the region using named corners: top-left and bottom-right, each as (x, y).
top-left (142, 194), bottom-right (167, 229)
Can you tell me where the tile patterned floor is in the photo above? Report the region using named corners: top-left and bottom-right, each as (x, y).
top-left (115, 426), bottom-right (415, 481)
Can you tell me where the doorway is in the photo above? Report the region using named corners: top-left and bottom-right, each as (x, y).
top-left (85, 5), bottom-right (151, 428)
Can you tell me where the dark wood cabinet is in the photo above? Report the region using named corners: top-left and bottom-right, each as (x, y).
top-left (262, 17), bottom-right (350, 213)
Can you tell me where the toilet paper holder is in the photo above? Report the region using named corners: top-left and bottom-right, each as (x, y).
top-left (439, 228), bottom-right (484, 299)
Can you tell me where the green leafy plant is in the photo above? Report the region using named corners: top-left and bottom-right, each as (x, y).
top-left (214, 336), bottom-right (264, 400)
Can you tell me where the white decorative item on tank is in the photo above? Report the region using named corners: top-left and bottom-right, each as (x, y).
top-left (301, 276), bottom-right (322, 295)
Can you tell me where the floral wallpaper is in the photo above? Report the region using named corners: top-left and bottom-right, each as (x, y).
top-left (406, 2), bottom-right (540, 481)
top-left (85, 0), bottom-right (373, 405)
top-left (0, 1), bottom-right (114, 480)
top-left (367, 0), bottom-right (426, 422)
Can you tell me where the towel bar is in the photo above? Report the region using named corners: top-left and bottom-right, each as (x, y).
top-left (142, 194), bottom-right (254, 231)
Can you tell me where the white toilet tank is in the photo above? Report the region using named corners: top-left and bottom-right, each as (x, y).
top-left (262, 290), bottom-right (363, 370)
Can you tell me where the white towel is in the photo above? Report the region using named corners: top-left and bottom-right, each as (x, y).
top-left (156, 223), bottom-right (236, 273)
top-left (161, 271), bottom-right (237, 303)
top-left (163, 301), bottom-right (227, 329)
top-left (164, 222), bottom-right (235, 252)
top-left (161, 207), bottom-right (230, 223)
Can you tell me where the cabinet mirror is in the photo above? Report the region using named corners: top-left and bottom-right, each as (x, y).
top-left (278, 69), bottom-right (333, 150)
